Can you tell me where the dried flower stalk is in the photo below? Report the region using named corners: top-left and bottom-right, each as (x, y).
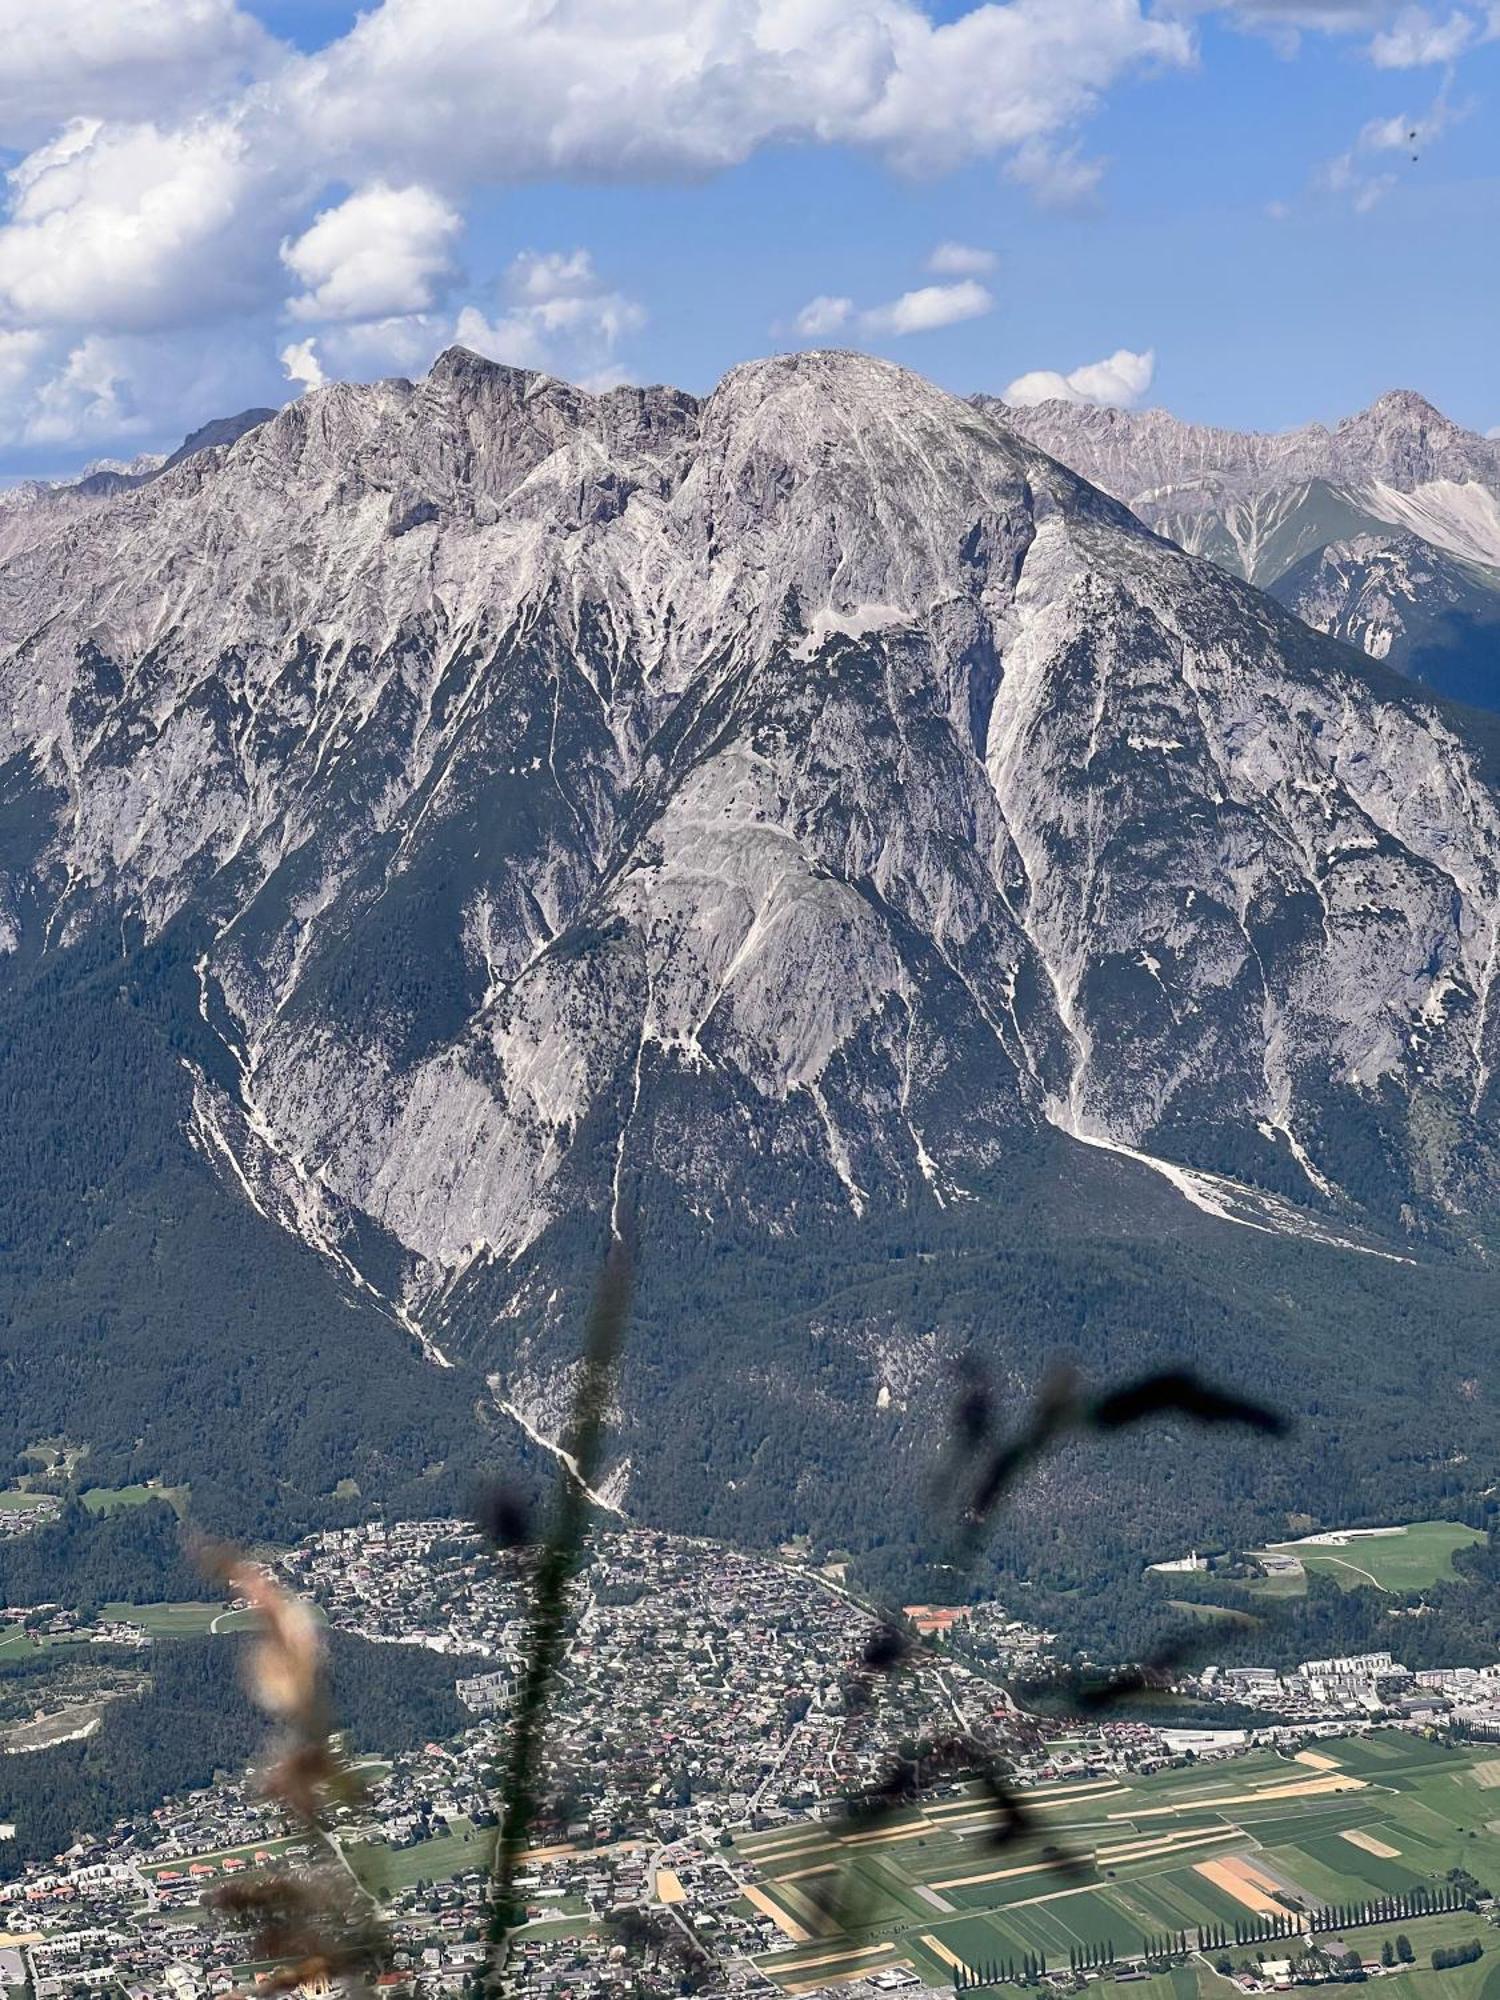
top-left (195, 1542), bottom-right (387, 1996)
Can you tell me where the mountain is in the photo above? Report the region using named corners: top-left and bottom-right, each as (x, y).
top-left (1272, 530), bottom-right (1500, 712)
top-left (0, 408), bottom-right (276, 552)
top-left (2, 348), bottom-right (1499, 1571)
top-left (986, 390), bottom-right (1500, 706)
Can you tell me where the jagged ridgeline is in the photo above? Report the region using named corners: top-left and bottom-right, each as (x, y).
top-left (990, 391), bottom-right (1500, 708)
top-left (1, 347), bottom-right (1499, 1556)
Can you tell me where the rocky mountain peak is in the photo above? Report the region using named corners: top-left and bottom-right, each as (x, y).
top-left (3, 349), bottom-right (1500, 1357)
top-left (7, 348), bottom-right (1500, 1541)
top-left (1362, 387), bottom-right (1447, 424)
top-left (1330, 388), bottom-right (1497, 487)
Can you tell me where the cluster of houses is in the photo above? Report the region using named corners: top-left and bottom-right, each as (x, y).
top-left (1194, 1653), bottom-right (1500, 1728)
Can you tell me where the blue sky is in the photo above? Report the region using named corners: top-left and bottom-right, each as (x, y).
top-left (0, 0), bottom-right (1496, 479)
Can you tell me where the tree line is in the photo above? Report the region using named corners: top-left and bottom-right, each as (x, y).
top-left (0, 1498), bottom-right (212, 1611)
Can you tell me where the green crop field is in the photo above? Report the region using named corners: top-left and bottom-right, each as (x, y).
top-left (0, 1488), bottom-right (56, 1511)
top-left (738, 1733), bottom-right (1500, 1992)
top-left (1255, 1523), bottom-right (1486, 1594)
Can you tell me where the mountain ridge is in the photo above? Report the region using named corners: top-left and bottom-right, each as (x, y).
top-left (987, 385), bottom-right (1500, 705)
top-left (3, 345), bottom-right (1499, 1559)
top-left (985, 388), bottom-right (1500, 508)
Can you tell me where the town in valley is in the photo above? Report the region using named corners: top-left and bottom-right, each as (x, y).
top-left (3, 1516), bottom-right (1500, 2000)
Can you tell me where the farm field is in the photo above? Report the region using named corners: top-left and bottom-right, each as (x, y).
top-left (1301, 1916), bottom-right (1500, 2000)
top-left (732, 1733), bottom-right (1500, 1992)
top-left (0, 1627), bottom-right (92, 1661)
top-left (0, 1489), bottom-right (56, 1512)
top-left (1252, 1524), bottom-right (1486, 1595)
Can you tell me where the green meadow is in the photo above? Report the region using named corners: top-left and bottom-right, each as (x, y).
top-left (343, 1820), bottom-right (496, 1896)
top-left (80, 1483), bottom-right (190, 1517)
top-left (1254, 1523), bottom-right (1486, 1596)
top-left (98, 1601), bottom-right (230, 1636)
top-left (94, 1600), bottom-right (322, 1637)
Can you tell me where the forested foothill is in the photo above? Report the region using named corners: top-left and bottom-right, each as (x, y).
top-left (0, 1631), bottom-right (466, 1879)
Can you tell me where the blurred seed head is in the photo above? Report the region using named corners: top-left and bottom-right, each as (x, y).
top-left (197, 1542), bottom-right (324, 1723)
top-left (474, 1482), bottom-right (534, 1550)
top-left (862, 1622), bottom-right (913, 1674)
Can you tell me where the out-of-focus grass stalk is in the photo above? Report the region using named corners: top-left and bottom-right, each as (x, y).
top-left (480, 1239), bottom-right (632, 1991)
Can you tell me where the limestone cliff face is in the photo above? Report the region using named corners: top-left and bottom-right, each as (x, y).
top-left (5, 348), bottom-right (1500, 1373)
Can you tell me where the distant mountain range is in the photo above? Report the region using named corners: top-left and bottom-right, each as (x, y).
top-left (1, 350), bottom-right (1497, 1572)
top-left (988, 389), bottom-right (1500, 709)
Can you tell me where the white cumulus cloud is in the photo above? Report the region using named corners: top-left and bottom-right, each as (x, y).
top-left (25, 333), bottom-right (135, 444)
top-left (0, 115), bottom-right (269, 331)
top-left (0, 0), bottom-right (273, 148)
top-left (279, 337), bottom-right (326, 394)
top-left (861, 279), bottom-right (993, 335)
top-left (0, 327), bottom-right (45, 393)
top-left (281, 182), bottom-right (461, 322)
top-left (927, 241), bottom-right (997, 276)
top-left (1368, 5), bottom-right (1475, 64)
top-left (1003, 346), bottom-right (1155, 408)
top-left (286, 0), bottom-right (1194, 186)
top-left (793, 295), bottom-right (855, 337)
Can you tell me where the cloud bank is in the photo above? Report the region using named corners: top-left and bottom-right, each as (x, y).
top-left (0, 0), bottom-right (1492, 451)
top-left (0, 0), bottom-right (1191, 445)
